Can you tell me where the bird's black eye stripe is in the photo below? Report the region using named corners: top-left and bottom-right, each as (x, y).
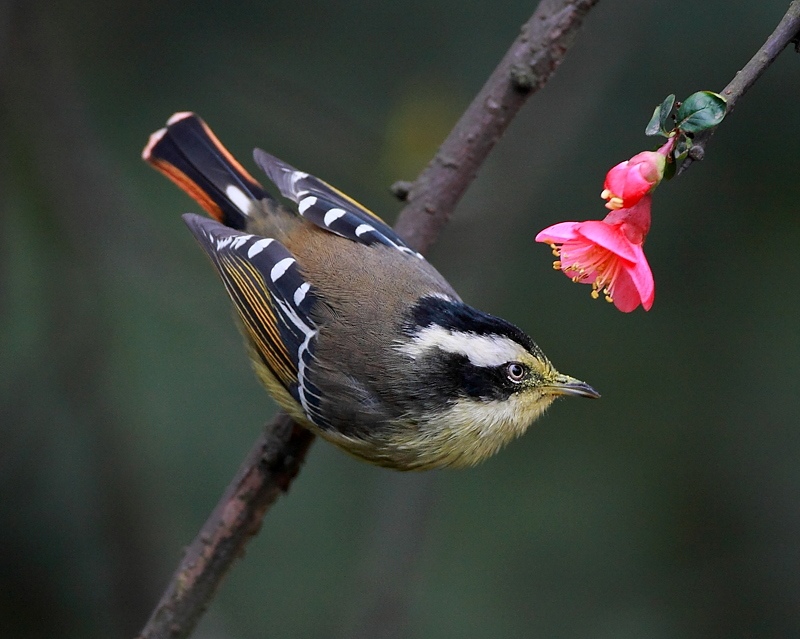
top-left (419, 353), bottom-right (529, 402)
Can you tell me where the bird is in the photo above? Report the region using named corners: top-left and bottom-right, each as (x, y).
top-left (142, 112), bottom-right (599, 470)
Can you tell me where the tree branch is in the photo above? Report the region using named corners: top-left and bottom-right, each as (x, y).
top-left (137, 1), bottom-right (600, 637)
top-left (678, 0), bottom-right (800, 175)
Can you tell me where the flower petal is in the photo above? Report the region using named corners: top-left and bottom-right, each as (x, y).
top-left (603, 195), bottom-right (652, 243)
top-left (573, 220), bottom-right (638, 262)
top-left (535, 221), bottom-right (582, 244)
top-left (605, 245), bottom-right (654, 312)
top-left (604, 160), bottom-right (630, 196)
top-left (607, 267), bottom-right (642, 312)
top-left (625, 244), bottom-right (655, 310)
top-left (621, 171), bottom-right (653, 203)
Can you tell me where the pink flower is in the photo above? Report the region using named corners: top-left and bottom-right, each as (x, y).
top-left (535, 196), bottom-right (655, 312)
top-left (601, 142), bottom-right (672, 210)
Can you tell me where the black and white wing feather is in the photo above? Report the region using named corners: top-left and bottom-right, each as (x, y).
top-left (253, 148), bottom-right (422, 258)
top-left (183, 213), bottom-right (328, 428)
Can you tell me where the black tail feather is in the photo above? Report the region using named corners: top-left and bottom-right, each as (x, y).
top-left (143, 112), bottom-right (271, 230)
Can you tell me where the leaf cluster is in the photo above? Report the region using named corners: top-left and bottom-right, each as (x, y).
top-left (645, 91), bottom-right (727, 178)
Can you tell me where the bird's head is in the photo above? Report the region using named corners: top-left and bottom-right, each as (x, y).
top-left (395, 295), bottom-right (599, 467)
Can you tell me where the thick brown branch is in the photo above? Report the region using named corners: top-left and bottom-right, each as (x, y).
top-left (679, 0), bottom-right (800, 174)
top-left (137, 1), bottom-right (600, 637)
top-left (393, 0), bottom-right (599, 254)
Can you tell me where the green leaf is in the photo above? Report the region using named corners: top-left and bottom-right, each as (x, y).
top-left (645, 94), bottom-right (676, 136)
top-left (675, 91), bottom-right (727, 133)
top-left (658, 94), bottom-right (676, 134)
top-left (645, 105), bottom-right (662, 136)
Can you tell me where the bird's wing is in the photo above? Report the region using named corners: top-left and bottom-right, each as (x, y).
top-left (253, 149), bottom-right (422, 259)
top-left (183, 213), bottom-right (328, 428)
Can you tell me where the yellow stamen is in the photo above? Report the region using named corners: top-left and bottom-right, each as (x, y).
top-left (601, 188), bottom-right (623, 209)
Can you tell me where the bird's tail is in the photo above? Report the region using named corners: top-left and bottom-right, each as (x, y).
top-left (142, 112), bottom-right (271, 230)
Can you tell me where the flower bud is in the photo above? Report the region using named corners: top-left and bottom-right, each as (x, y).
top-left (601, 150), bottom-right (666, 210)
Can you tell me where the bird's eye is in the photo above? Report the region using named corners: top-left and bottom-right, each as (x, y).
top-left (506, 362), bottom-right (526, 383)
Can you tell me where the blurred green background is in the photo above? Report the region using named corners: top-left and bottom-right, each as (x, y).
top-left (3, 0), bottom-right (800, 637)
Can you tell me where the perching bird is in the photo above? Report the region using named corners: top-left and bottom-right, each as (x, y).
top-left (143, 112), bottom-right (598, 470)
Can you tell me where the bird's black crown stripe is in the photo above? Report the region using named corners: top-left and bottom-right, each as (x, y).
top-left (407, 295), bottom-right (536, 353)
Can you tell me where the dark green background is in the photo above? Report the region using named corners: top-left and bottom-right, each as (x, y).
top-left (3, 1), bottom-right (799, 637)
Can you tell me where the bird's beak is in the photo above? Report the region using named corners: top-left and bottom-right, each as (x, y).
top-left (546, 373), bottom-right (600, 399)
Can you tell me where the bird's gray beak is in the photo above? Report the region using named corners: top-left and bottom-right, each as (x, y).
top-left (547, 373), bottom-right (600, 399)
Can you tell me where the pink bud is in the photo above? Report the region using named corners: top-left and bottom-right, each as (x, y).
top-left (601, 150), bottom-right (666, 210)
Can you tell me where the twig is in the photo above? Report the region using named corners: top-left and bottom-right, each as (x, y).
top-left (137, 1), bottom-right (600, 637)
top-left (678, 0), bottom-right (800, 175)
